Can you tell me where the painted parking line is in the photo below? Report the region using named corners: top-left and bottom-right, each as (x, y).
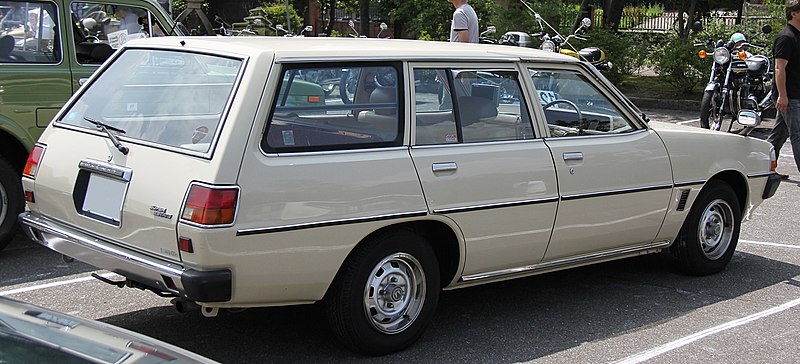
top-left (677, 118), bottom-right (700, 125)
top-left (0, 272), bottom-right (116, 296)
top-left (740, 239), bottom-right (800, 249)
top-left (614, 296), bottom-right (800, 364)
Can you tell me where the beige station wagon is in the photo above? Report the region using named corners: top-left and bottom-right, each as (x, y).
top-left (18, 37), bottom-right (782, 355)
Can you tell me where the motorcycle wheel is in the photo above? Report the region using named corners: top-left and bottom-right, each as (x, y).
top-left (699, 91), bottom-right (718, 129)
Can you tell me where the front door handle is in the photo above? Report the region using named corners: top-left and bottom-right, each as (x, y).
top-left (563, 152), bottom-right (583, 161)
top-left (432, 162), bottom-right (457, 173)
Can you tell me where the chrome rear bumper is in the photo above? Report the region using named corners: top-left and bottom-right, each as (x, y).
top-left (18, 211), bottom-right (231, 302)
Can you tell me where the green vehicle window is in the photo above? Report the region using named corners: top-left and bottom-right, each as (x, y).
top-left (0, 1), bottom-right (60, 63)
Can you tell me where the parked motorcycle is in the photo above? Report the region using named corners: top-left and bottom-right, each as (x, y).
top-left (695, 23), bottom-right (773, 133)
top-left (499, 0), bottom-right (612, 71)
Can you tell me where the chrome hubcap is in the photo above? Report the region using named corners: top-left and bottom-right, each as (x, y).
top-left (363, 253), bottom-right (426, 334)
top-left (698, 198), bottom-right (734, 260)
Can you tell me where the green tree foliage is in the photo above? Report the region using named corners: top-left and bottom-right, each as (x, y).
top-left (258, 1), bottom-right (304, 34)
top-left (376, 0), bottom-right (498, 40)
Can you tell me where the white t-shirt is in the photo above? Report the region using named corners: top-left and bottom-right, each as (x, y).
top-left (450, 3), bottom-right (478, 43)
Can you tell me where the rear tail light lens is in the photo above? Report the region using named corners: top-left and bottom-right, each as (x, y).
top-left (181, 184), bottom-right (239, 226)
top-left (770, 147), bottom-right (777, 171)
top-left (23, 144), bottom-right (45, 179)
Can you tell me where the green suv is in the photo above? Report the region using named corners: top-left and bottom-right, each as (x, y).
top-left (0, 0), bottom-right (181, 250)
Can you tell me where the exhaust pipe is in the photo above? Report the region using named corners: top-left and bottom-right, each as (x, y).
top-left (171, 298), bottom-right (200, 313)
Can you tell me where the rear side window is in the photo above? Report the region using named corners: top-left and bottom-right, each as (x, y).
top-left (58, 49), bottom-right (243, 154)
top-left (413, 68), bottom-right (534, 145)
top-left (0, 1), bottom-right (60, 63)
top-left (263, 64), bottom-right (403, 153)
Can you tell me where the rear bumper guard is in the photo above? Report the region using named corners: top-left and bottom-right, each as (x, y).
top-left (18, 211), bottom-right (231, 303)
top-left (762, 173), bottom-right (782, 200)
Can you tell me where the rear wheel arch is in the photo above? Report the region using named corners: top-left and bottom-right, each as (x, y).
top-left (0, 128), bottom-right (31, 172)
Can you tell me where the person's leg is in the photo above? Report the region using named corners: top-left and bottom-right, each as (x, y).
top-left (786, 100), bottom-right (800, 174)
top-left (768, 106), bottom-right (788, 157)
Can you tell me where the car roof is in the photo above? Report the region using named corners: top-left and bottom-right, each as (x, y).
top-left (124, 36), bottom-right (580, 63)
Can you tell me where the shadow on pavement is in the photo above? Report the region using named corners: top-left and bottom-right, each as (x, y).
top-left (0, 232), bottom-right (96, 287)
top-left (98, 251), bottom-right (800, 363)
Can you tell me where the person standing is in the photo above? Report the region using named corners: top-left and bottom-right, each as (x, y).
top-left (448, 0), bottom-right (478, 43)
top-left (768, 0), bottom-right (800, 179)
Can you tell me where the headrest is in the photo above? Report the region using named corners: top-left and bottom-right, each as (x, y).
top-left (0, 35), bottom-right (14, 57)
top-left (458, 96), bottom-right (497, 126)
top-left (370, 87), bottom-right (396, 115)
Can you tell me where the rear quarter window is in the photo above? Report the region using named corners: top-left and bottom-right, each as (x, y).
top-left (262, 63), bottom-right (403, 153)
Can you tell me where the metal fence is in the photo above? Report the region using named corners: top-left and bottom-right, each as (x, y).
top-left (565, 9), bottom-right (775, 33)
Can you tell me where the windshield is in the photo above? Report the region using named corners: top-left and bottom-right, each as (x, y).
top-left (59, 49), bottom-right (243, 154)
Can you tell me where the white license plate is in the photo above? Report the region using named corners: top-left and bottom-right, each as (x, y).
top-left (82, 174), bottom-right (127, 225)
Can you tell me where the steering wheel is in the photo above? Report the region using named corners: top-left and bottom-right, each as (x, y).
top-left (543, 99), bottom-right (583, 134)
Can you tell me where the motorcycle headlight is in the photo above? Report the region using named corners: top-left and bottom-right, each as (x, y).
top-left (541, 40), bottom-right (555, 52)
top-left (713, 47), bottom-right (730, 65)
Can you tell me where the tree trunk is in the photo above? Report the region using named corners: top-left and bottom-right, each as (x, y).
top-left (678, 0), bottom-right (698, 40)
top-left (602, 0), bottom-right (625, 32)
top-left (360, 0), bottom-right (369, 37)
top-left (327, 0), bottom-right (336, 35)
top-left (735, 0), bottom-right (744, 25)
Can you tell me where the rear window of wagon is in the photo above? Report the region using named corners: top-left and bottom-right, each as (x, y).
top-left (58, 49), bottom-right (244, 154)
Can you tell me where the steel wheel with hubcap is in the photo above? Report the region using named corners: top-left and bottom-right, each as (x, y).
top-left (325, 229), bottom-right (439, 355)
top-left (672, 180), bottom-right (741, 275)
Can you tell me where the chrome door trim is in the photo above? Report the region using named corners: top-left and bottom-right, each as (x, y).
top-left (457, 240), bottom-right (672, 284)
top-left (432, 197), bottom-right (559, 214)
top-left (236, 211), bottom-right (428, 236)
top-left (673, 180), bottom-right (706, 188)
top-left (560, 184), bottom-right (673, 201)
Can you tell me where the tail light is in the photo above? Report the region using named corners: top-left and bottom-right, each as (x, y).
top-left (22, 144), bottom-right (45, 179)
top-left (181, 183), bottom-right (239, 226)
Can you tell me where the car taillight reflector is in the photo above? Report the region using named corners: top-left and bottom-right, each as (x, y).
top-left (181, 184), bottom-right (238, 226)
top-left (23, 145), bottom-right (45, 178)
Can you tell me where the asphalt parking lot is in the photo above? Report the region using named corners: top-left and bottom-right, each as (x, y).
top-left (1, 107), bottom-right (798, 363)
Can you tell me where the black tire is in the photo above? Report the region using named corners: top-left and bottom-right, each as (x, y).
top-left (325, 229), bottom-right (440, 356)
top-left (0, 156), bottom-right (23, 251)
top-left (671, 180), bottom-right (741, 275)
top-left (700, 90), bottom-right (717, 129)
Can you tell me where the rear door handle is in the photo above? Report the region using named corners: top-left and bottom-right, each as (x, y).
top-left (563, 152), bottom-right (583, 161)
top-left (432, 162), bottom-right (457, 173)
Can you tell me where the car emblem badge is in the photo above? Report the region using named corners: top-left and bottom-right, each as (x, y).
top-left (150, 206), bottom-right (174, 220)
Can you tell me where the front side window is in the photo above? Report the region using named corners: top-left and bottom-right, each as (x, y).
top-left (529, 68), bottom-right (637, 137)
top-left (0, 1), bottom-right (59, 63)
top-left (414, 67), bottom-right (533, 145)
top-left (71, 2), bottom-right (168, 63)
top-left (263, 64), bottom-right (402, 152)
top-left (59, 49), bottom-right (243, 154)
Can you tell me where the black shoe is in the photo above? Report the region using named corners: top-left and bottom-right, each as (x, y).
top-left (777, 173), bottom-right (790, 179)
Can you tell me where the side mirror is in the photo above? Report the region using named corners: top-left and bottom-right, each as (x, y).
top-left (303, 25), bottom-right (313, 33)
top-left (581, 18), bottom-right (591, 29)
top-left (380, 22), bottom-right (388, 31)
top-left (276, 24), bottom-right (285, 31)
top-left (737, 109), bottom-right (762, 127)
top-left (486, 25), bottom-right (496, 34)
top-left (692, 21), bottom-right (703, 33)
top-left (762, 24), bottom-right (772, 34)
top-left (348, 20), bottom-right (355, 29)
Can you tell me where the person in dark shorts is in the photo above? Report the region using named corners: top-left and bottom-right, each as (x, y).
top-left (768, 0), bottom-right (800, 179)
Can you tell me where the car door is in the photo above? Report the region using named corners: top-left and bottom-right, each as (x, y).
top-left (0, 1), bottom-right (71, 132)
top-left (527, 64), bottom-right (673, 260)
top-left (408, 64), bottom-right (558, 277)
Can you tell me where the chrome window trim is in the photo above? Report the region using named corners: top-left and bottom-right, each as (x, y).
top-left (748, 172), bottom-right (775, 179)
top-left (433, 197), bottom-right (559, 214)
top-left (458, 240), bottom-right (672, 284)
top-left (236, 211), bottom-right (428, 236)
top-left (560, 184), bottom-right (673, 201)
top-left (410, 138), bottom-right (547, 150)
top-left (276, 56), bottom-right (520, 63)
top-left (542, 127), bottom-right (650, 141)
top-left (263, 146), bottom-right (409, 158)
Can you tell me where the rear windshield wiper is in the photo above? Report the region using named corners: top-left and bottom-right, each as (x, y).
top-left (84, 117), bottom-right (129, 155)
